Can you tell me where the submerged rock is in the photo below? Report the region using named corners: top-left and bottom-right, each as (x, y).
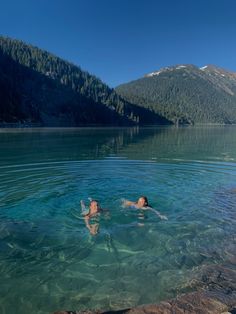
top-left (54, 235), bottom-right (236, 314)
top-left (53, 261), bottom-right (236, 314)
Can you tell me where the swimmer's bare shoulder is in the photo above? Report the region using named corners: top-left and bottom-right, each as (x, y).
top-left (122, 199), bottom-right (135, 207)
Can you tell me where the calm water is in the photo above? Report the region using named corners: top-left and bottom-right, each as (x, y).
top-left (0, 126), bottom-right (236, 313)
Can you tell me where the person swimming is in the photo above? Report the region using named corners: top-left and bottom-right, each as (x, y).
top-left (123, 196), bottom-right (149, 209)
top-left (81, 199), bottom-right (103, 235)
top-left (123, 196), bottom-right (168, 220)
top-left (81, 199), bottom-right (102, 217)
top-left (81, 199), bottom-right (110, 235)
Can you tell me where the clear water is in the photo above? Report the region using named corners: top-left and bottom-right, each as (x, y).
top-left (0, 126), bottom-right (236, 313)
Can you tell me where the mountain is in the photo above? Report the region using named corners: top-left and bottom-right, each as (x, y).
top-left (116, 64), bottom-right (236, 124)
top-left (0, 36), bottom-right (169, 126)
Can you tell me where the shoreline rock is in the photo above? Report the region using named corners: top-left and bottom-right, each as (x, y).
top-left (54, 261), bottom-right (236, 314)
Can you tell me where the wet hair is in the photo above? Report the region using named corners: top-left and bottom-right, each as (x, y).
top-left (140, 196), bottom-right (149, 207)
top-left (90, 200), bottom-right (98, 205)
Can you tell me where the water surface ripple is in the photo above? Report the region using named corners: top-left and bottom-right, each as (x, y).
top-left (0, 126), bottom-right (235, 313)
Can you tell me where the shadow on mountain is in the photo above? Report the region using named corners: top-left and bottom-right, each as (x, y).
top-left (0, 48), bottom-right (170, 126)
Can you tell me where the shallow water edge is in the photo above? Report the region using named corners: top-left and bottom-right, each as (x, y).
top-left (54, 260), bottom-right (236, 313)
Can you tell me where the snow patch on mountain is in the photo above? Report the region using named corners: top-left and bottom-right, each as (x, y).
top-left (200, 66), bottom-right (208, 70)
top-left (146, 71), bottom-right (162, 77)
top-left (176, 65), bottom-right (187, 69)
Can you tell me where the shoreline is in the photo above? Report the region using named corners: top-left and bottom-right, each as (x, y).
top-left (54, 254), bottom-right (236, 314)
top-left (1, 123), bottom-right (236, 129)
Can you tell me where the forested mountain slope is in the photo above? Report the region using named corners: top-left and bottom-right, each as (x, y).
top-left (0, 36), bottom-right (169, 126)
top-left (116, 64), bottom-right (236, 124)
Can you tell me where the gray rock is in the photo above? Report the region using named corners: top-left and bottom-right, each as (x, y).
top-left (53, 261), bottom-right (236, 314)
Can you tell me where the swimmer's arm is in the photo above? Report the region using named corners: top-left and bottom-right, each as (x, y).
top-left (84, 216), bottom-right (98, 235)
top-left (84, 215), bottom-right (90, 228)
top-left (122, 199), bottom-right (135, 207)
top-left (80, 200), bottom-right (86, 210)
top-left (149, 207), bottom-right (168, 220)
top-left (80, 200), bottom-right (88, 215)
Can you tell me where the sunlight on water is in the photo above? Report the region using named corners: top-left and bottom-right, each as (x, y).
top-left (0, 126), bottom-right (236, 313)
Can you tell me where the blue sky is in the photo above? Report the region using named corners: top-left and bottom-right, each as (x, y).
top-left (0, 0), bottom-right (236, 87)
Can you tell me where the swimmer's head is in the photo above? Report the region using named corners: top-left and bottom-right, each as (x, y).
top-left (137, 196), bottom-right (149, 207)
top-left (89, 200), bottom-right (101, 214)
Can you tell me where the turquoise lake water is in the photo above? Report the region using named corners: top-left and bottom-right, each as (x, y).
top-left (0, 126), bottom-right (236, 313)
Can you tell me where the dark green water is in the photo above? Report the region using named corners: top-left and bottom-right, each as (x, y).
top-left (0, 126), bottom-right (235, 313)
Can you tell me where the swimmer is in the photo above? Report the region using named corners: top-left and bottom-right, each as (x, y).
top-left (123, 196), bottom-right (168, 220)
top-left (123, 196), bottom-right (149, 209)
top-left (80, 199), bottom-right (104, 235)
top-left (80, 199), bottom-right (102, 216)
